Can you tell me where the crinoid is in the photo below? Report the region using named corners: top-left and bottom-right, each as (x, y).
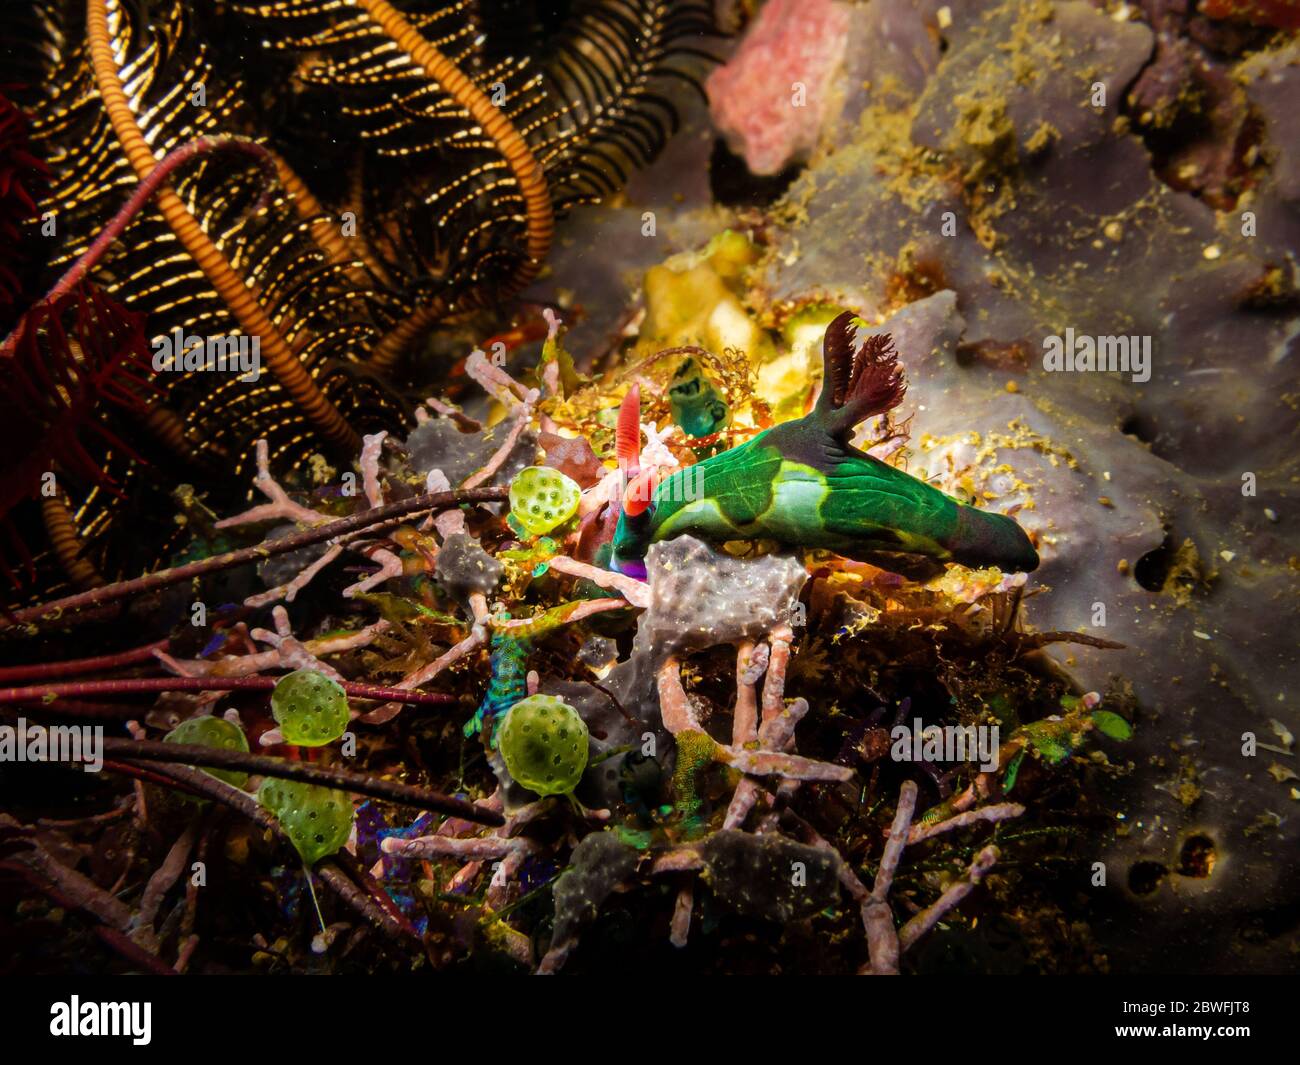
top-left (2, 0), bottom-right (717, 607)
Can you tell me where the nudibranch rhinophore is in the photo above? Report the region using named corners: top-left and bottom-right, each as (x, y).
top-left (612, 311), bottom-right (1039, 576)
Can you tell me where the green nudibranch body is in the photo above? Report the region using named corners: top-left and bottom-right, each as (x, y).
top-left (612, 312), bottom-right (1038, 575)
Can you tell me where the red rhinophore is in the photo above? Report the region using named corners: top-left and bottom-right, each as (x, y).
top-left (622, 468), bottom-right (661, 518)
top-left (616, 383), bottom-right (642, 479)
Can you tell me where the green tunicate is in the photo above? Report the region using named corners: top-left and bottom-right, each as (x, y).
top-left (508, 466), bottom-right (581, 536)
top-left (497, 694), bottom-right (589, 796)
top-left (271, 668), bottom-right (350, 747)
top-left (257, 778), bottom-right (354, 866)
top-left (164, 716), bottom-right (250, 790)
top-left (668, 358), bottom-right (729, 440)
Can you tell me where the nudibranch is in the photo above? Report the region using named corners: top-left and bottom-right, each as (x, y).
top-left (611, 311), bottom-right (1039, 576)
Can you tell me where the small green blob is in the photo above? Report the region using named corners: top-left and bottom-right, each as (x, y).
top-left (271, 668), bottom-right (350, 747)
top-left (497, 694), bottom-right (589, 796)
top-left (164, 716), bottom-right (250, 790)
top-left (257, 778), bottom-right (354, 866)
top-left (1090, 709), bottom-right (1133, 741)
top-left (1002, 748), bottom-right (1025, 794)
top-left (508, 466), bottom-right (581, 536)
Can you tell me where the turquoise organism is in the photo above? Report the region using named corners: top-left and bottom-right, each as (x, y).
top-left (509, 465), bottom-right (581, 535)
top-left (612, 311), bottom-right (1038, 576)
top-left (163, 716), bottom-right (250, 791)
top-left (271, 668), bottom-right (350, 747)
top-left (257, 778), bottom-right (355, 866)
top-left (463, 599), bottom-right (622, 742)
top-left (668, 357), bottom-right (729, 440)
top-left (464, 629), bottom-right (532, 742)
top-left (497, 694), bottom-right (589, 797)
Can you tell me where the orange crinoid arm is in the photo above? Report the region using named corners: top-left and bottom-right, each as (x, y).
top-left (356, 0), bottom-right (555, 373)
top-left (85, 0), bottom-right (360, 455)
top-left (353, 0), bottom-right (553, 293)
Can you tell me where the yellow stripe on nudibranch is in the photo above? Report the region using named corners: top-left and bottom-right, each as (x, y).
top-left (653, 460), bottom-right (827, 544)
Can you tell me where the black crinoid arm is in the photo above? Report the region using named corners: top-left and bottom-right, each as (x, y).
top-left (219, 0), bottom-right (720, 294)
top-left (0, 0), bottom-right (719, 606)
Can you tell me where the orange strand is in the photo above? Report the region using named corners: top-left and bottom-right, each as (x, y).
top-left (85, 0), bottom-right (360, 455)
top-left (369, 301), bottom-right (447, 372)
top-left (355, 0), bottom-right (554, 372)
top-left (42, 493), bottom-right (103, 590)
